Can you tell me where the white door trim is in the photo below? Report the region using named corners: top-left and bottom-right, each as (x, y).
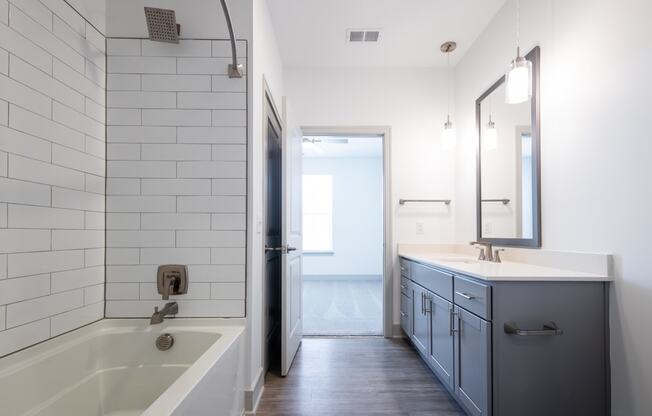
top-left (301, 125), bottom-right (393, 337)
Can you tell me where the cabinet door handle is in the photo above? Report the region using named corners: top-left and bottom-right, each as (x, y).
top-left (400, 284), bottom-right (406, 290)
top-left (421, 292), bottom-right (425, 315)
top-left (424, 294), bottom-right (431, 314)
top-left (420, 292), bottom-right (423, 315)
top-left (449, 308), bottom-right (458, 336)
top-left (400, 311), bottom-right (406, 317)
top-left (455, 291), bottom-right (476, 300)
top-left (504, 321), bottom-right (564, 336)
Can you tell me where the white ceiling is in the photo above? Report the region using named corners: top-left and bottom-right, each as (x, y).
top-left (303, 136), bottom-right (383, 158)
top-left (268, 0), bottom-right (507, 68)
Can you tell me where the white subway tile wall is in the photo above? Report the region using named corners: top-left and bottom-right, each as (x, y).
top-left (105, 38), bottom-right (246, 318)
top-left (0, 0), bottom-right (105, 357)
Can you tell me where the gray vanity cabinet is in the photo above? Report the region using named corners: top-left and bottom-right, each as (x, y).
top-left (398, 256), bottom-right (608, 416)
top-left (411, 283), bottom-right (430, 356)
top-left (427, 294), bottom-right (455, 391)
top-left (454, 306), bottom-right (491, 416)
top-left (400, 278), bottom-right (412, 337)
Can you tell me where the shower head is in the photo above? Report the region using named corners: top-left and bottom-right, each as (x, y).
top-left (144, 7), bottom-right (180, 43)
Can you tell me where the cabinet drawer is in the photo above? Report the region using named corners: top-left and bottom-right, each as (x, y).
top-left (399, 258), bottom-right (411, 278)
top-left (411, 262), bottom-right (453, 301)
top-left (400, 276), bottom-right (410, 297)
top-left (454, 275), bottom-right (491, 320)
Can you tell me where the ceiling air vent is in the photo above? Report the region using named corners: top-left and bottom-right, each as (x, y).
top-left (347, 29), bottom-right (381, 43)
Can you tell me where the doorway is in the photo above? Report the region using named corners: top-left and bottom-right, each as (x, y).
top-left (263, 91), bottom-right (283, 374)
top-left (300, 132), bottom-right (388, 336)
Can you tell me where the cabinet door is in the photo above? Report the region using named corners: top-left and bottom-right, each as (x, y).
top-left (454, 307), bottom-right (491, 416)
top-left (428, 294), bottom-right (454, 391)
top-left (411, 284), bottom-right (429, 356)
top-left (400, 292), bottom-right (412, 336)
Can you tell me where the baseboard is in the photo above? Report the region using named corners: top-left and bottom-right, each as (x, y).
top-left (244, 367), bottom-right (265, 414)
top-left (392, 323), bottom-right (406, 338)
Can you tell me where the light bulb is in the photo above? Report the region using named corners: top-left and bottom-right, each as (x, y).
top-left (506, 49), bottom-right (532, 104)
top-left (484, 118), bottom-right (497, 150)
top-left (442, 117), bottom-right (456, 150)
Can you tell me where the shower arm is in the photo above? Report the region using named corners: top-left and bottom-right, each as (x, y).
top-left (219, 0), bottom-right (243, 78)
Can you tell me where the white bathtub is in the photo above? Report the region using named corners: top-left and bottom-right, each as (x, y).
top-left (0, 319), bottom-right (245, 416)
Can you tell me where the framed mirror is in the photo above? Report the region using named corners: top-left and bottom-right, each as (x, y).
top-left (476, 46), bottom-right (540, 247)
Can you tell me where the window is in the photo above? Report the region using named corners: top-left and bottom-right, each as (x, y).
top-left (302, 174), bottom-right (333, 252)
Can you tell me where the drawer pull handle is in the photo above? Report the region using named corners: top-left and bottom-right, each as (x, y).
top-left (400, 284), bottom-right (406, 290)
top-left (504, 321), bottom-right (564, 336)
top-left (455, 291), bottom-right (476, 300)
top-left (400, 311), bottom-right (406, 317)
top-left (400, 266), bottom-right (406, 271)
top-left (449, 308), bottom-right (458, 336)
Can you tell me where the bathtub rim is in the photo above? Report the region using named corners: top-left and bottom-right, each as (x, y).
top-left (0, 318), bottom-right (245, 415)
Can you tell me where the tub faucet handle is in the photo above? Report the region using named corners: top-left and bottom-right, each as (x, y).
top-left (161, 275), bottom-right (177, 300)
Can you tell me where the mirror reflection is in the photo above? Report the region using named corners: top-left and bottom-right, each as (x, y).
top-left (479, 82), bottom-right (532, 239)
top-left (477, 46), bottom-right (540, 246)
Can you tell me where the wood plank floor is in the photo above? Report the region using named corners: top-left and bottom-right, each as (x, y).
top-left (256, 337), bottom-right (465, 416)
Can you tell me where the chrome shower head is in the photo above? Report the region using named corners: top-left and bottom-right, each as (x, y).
top-left (144, 7), bottom-right (180, 43)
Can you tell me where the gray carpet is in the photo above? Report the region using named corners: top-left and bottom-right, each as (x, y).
top-left (303, 277), bottom-right (383, 335)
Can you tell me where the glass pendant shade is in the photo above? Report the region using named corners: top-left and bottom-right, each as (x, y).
top-left (505, 48), bottom-right (532, 104)
top-left (484, 118), bottom-right (497, 150)
top-left (442, 117), bottom-right (456, 150)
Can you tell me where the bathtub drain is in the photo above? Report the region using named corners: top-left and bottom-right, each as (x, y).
top-left (156, 333), bottom-right (174, 351)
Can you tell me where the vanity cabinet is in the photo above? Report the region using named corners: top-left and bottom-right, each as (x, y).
top-left (454, 306), bottom-right (491, 416)
top-left (398, 256), bottom-right (608, 416)
top-left (427, 294), bottom-right (455, 391)
top-left (410, 283), bottom-right (429, 356)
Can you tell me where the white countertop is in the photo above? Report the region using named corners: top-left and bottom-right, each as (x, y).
top-left (398, 251), bottom-right (613, 282)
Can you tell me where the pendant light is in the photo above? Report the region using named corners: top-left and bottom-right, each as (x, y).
top-left (484, 115), bottom-right (497, 150)
top-left (505, 0), bottom-right (532, 104)
top-left (484, 95), bottom-right (497, 150)
top-left (441, 41), bottom-right (456, 149)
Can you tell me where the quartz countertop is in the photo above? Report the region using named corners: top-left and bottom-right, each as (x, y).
top-left (398, 250), bottom-right (613, 282)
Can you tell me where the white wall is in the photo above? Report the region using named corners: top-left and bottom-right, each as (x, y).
top-left (284, 66), bottom-right (454, 327)
top-left (303, 156), bottom-right (383, 277)
top-left (104, 38), bottom-right (247, 318)
top-left (453, 0), bottom-right (652, 414)
top-left (248, 0), bottom-right (284, 401)
top-left (65, 0), bottom-right (106, 34)
top-left (0, 0), bottom-right (106, 356)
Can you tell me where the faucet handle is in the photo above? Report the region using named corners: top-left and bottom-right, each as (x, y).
top-left (154, 306), bottom-right (159, 313)
top-left (473, 245), bottom-right (486, 261)
top-left (493, 248), bottom-right (505, 263)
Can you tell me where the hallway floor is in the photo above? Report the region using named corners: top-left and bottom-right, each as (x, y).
top-left (302, 278), bottom-right (383, 335)
top-left (256, 337), bottom-right (465, 416)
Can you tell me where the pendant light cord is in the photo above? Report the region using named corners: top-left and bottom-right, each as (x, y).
top-left (446, 49), bottom-right (450, 118)
top-left (516, 0), bottom-right (521, 55)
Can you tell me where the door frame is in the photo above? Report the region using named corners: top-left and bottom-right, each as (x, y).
top-left (261, 78), bottom-right (283, 373)
top-left (301, 125), bottom-right (393, 337)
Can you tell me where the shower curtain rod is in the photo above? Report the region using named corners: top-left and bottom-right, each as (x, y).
top-left (219, 0), bottom-right (243, 78)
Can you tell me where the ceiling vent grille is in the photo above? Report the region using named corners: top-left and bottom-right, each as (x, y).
top-left (347, 29), bottom-right (381, 43)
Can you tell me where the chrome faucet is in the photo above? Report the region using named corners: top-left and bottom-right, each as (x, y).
top-left (470, 241), bottom-right (505, 262)
top-left (150, 301), bottom-right (178, 325)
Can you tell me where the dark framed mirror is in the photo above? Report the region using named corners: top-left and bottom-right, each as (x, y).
top-left (476, 46), bottom-right (541, 248)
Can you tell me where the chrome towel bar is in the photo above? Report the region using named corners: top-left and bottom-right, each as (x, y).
top-left (504, 321), bottom-right (564, 336)
top-left (399, 199), bottom-right (452, 205)
top-left (481, 198), bottom-right (510, 205)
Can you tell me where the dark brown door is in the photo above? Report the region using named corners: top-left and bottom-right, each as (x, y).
top-left (264, 97), bottom-right (283, 373)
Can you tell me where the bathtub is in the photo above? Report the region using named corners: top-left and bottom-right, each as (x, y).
top-left (0, 319), bottom-right (245, 416)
